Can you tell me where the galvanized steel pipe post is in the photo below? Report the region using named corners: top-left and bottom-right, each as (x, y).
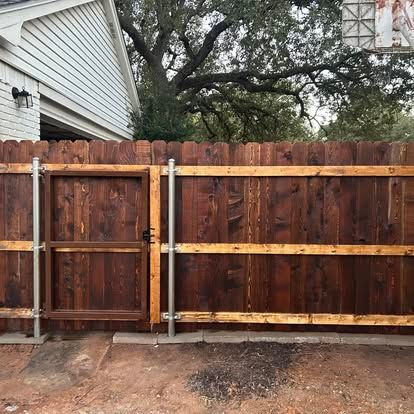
top-left (32, 157), bottom-right (41, 338)
top-left (167, 159), bottom-right (176, 337)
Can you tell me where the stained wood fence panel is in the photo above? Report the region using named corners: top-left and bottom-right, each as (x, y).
top-left (50, 175), bottom-right (145, 312)
top-left (404, 144), bottom-right (414, 315)
top-left (153, 141), bottom-right (413, 329)
top-left (1, 140), bottom-right (414, 333)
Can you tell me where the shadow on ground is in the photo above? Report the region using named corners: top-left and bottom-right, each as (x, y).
top-left (187, 343), bottom-right (295, 401)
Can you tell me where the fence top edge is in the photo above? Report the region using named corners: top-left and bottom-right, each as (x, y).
top-left (0, 139), bottom-right (413, 147)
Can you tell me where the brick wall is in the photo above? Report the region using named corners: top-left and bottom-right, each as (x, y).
top-left (0, 61), bottom-right (40, 141)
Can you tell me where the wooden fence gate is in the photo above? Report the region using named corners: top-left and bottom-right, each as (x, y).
top-left (43, 166), bottom-right (150, 321)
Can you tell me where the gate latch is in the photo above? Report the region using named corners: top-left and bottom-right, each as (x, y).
top-left (143, 228), bottom-right (155, 243)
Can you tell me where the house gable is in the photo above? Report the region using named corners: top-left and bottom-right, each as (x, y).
top-left (0, 0), bottom-right (139, 141)
top-left (0, 0), bottom-right (94, 46)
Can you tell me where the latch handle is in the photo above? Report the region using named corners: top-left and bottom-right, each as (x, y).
top-left (143, 229), bottom-right (154, 243)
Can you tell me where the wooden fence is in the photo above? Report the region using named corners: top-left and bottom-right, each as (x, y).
top-left (1, 140), bottom-right (414, 333)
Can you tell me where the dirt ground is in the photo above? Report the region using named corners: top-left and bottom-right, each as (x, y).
top-left (0, 333), bottom-right (413, 414)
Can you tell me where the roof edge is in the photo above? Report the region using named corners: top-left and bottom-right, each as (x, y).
top-left (0, 0), bottom-right (95, 46)
top-left (101, 0), bottom-right (140, 112)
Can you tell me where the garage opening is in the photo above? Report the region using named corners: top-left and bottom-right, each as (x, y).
top-left (40, 117), bottom-right (91, 141)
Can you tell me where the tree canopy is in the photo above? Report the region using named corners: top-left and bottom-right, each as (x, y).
top-left (321, 87), bottom-right (414, 142)
top-left (116, 0), bottom-right (414, 142)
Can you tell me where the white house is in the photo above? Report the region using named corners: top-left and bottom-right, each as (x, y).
top-left (0, 0), bottom-right (140, 141)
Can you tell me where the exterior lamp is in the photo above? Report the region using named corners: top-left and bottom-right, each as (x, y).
top-left (11, 87), bottom-right (33, 108)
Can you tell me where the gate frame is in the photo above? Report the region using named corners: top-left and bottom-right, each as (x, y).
top-left (149, 166), bottom-right (162, 323)
top-left (44, 167), bottom-right (150, 321)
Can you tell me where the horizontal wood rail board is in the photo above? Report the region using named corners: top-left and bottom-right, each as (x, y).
top-left (4, 164), bottom-right (414, 176)
top-left (162, 243), bottom-right (414, 256)
top-left (53, 248), bottom-right (143, 253)
top-left (49, 241), bottom-right (144, 249)
top-left (47, 170), bottom-right (149, 178)
top-left (45, 164), bottom-right (150, 173)
top-left (0, 163), bottom-right (151, 174)
top-left (0, 163), bottom-right (32, 174)
top-left (0, 241), bottom-right (144, 252)
top-left (0, 308), bottom-right (33, 319)
top-left (175, 312), bottom-right (414, 326)
top-left (0, 241), bottom-right (36, 251)
top-left (47, 310), bottom-right (145, 321)
top-left (160, 165), bottom-right (414, 177)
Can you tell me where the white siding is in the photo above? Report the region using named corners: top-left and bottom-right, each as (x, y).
top-left (0, 61), bottom-right (40, 141)
top-left (0, 0), bottom-right (133, 140)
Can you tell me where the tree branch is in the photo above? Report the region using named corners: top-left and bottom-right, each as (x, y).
top-left (177, 52), bottom-right (362, 91)
top-left (173, 18), bottom-right (234, 86)
top-left (118, 12), bottom-right (160, 68)
top-left (152, 0), bottom-right (175, 59)
top-left (178, 33), bottom-right (195, 59)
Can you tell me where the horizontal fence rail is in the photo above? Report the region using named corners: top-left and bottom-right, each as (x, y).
top-left (161, 243), bottom-right (414, 256)
top-left (0, 308), bottom-right (34, 319)
top-left (173, 312), bottom-right (414, 326)
top-left (0, 241), bottom-right (38, 251)
top-left (0, 163), bottom-right (151, 174)
top-left (4, 163), bottom-right (414, 176)
top-left (160, 165), bottom-right (414, 177)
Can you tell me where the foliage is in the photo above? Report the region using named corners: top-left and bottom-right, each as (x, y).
top-left (132, 85), bottom-right (194, 140)
top-left (320, 87), bottom-right (409, 141)
top-left (388, 115), bottom-right (414, 141)
top-left (117, 0), bottom-right (414, 142)
top-left (189, 90), bottom-right (313, 142)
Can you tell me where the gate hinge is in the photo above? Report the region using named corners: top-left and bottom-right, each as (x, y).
top-left (162, 167), bottom-right (181, 175)
top-left (30, 165), bottom-right (46, 176)
top-left (32, 244), bottom-right (45, 251)
top-left (161, 312), bottom-right (181, 321)
top-left (161, 244), bottom-right (181, 253)
top-left (31, 308), bottom-right (43, 319)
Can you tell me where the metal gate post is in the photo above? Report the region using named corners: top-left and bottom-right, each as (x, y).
top-left (167, 159), bottom-right (176, 337)
top-left (32, 157), bottom-right (41, 338)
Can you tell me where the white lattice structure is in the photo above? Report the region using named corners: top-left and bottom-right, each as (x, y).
top-left (342, 0), bottom-right (414, 53)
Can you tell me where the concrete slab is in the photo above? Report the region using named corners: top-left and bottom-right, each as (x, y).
top-left (113, 331), bottom-right (414, 347)
top-left (338, 334), bottom-right (388, 346)
top-left (0, 332), bottom-right (49, 345)
top-left (50, 332), bottom-right (112, 341)
top-left (204, 330), bottom-right (248, 344)
top-left (338, 333), bottom-right (414, 347)
top-left (248, 331), bottom-right (340, 344)
top-left (313, 333), bottom-right (340, 344)
top-left (113, 332), bottom-right (158, 345)
top-left (383, 335), bottom-right (414, 347)
top-left (158, 331), bottom-right (203, 344)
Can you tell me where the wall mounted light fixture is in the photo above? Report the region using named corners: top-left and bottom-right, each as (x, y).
top-left (11, 87), bottom-right (33, 108)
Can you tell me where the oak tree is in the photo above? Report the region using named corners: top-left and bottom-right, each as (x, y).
top-left (116, 0), bottom-right (414, 141)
